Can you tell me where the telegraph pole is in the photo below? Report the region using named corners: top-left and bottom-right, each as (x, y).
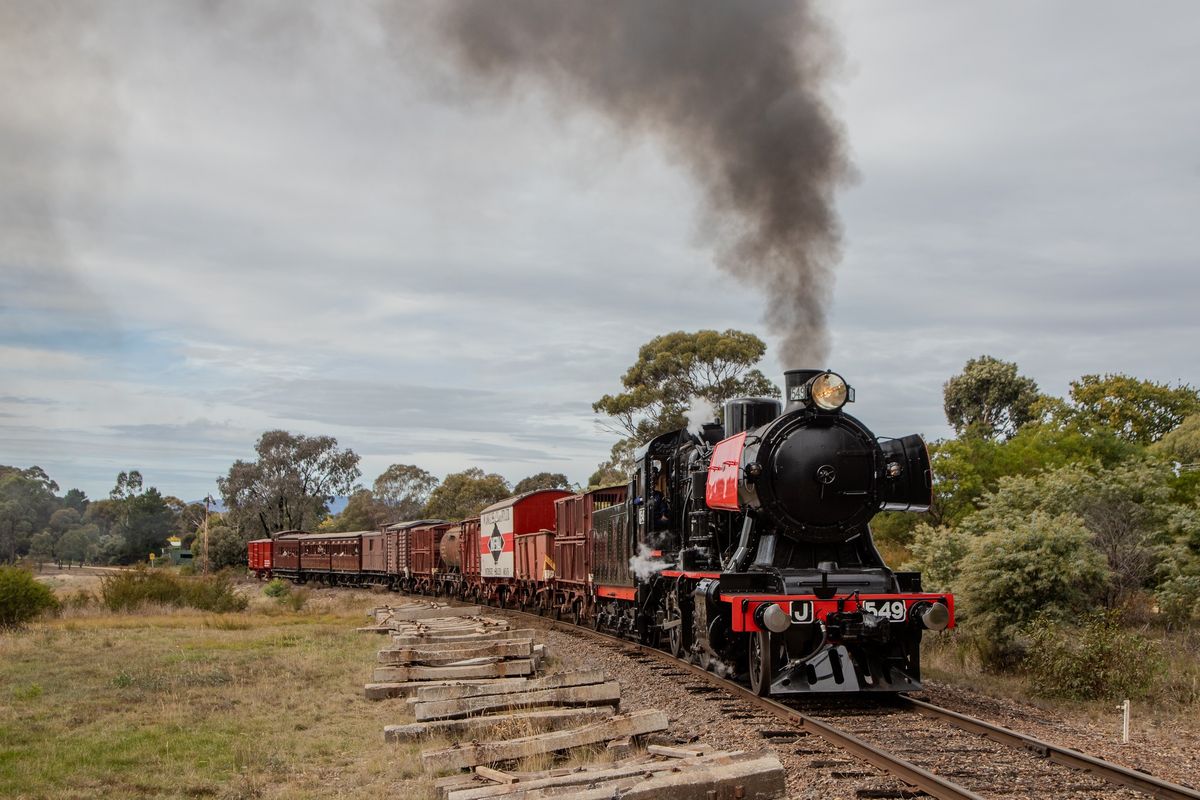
top-left (203, 494), bottom-right (212, 574)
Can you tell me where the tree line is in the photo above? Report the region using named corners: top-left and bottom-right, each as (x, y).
top-left (7, 330), bottom-right (1198, 663)
top-left (885, 355), bottom-right (1200, 667)
top-left (0, 467), bottom-right (206, 568)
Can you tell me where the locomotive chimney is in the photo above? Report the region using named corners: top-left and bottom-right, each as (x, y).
top-left (783, 368), bottom-right (824, 413)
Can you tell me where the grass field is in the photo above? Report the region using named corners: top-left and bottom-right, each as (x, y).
top-left (1, 574), bottom-right (434, 800)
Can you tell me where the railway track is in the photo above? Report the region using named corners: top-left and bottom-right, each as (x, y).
top-left (478, 602), bottom-right (1199, 800)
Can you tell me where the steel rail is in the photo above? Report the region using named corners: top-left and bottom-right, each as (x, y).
top-left (901, 697), bottom-right (1200, 800)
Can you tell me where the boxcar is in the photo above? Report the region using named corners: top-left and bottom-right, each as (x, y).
top-left (361, 530), bottom-right (385, 574)
top-left (384, 519), bottom-right (444, 588)
top-left (248, 539), bottom-right (273, 577)
top-left (478, 489), bottom-right (572, 607)
top-left (410, 521), bottom-right (453, 594)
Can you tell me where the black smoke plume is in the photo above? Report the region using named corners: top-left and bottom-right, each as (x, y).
top-left (429, 0), bottom-right (851, 365)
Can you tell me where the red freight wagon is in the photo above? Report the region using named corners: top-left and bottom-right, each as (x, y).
top-left (478, 489), bottom-right (572, 605)
top-left (384, 519), bottom-right (444, 581)
top-left (361, 531), bottom-right (385, 573)
top-left (460, 517), bottom-right (481, 582)
top-left (554, 486), bottom-right (627, 588)
top-left (248, 539), bottom-right (272, 577)
top-left (410, 521), bottom-right (452, 592)
top-left (515, 529), bottom-right (555, 582)
top-left (272, 531), bottom-right (305, 572)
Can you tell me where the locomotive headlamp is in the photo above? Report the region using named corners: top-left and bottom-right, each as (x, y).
top-left (755, 602), bottom-right (792, 634)
top-left (809, 372), bottom-right (850, 411)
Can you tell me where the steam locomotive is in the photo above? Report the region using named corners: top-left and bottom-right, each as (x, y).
top-left (249, 368), bottom-right (953, 696)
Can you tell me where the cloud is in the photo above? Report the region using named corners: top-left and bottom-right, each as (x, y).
top-left (1, 1), bottom-right (1198, 501)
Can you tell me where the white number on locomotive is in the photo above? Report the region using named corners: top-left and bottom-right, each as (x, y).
top-left (860, 599), bottom-right (907, 621)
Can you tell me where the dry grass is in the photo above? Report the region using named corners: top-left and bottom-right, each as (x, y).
top-left (921, 628), bottom-right (1200, 729)
top-left (1, 576), bottom-right (441, 800)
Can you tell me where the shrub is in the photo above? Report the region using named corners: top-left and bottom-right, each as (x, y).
top-left (263, 578), bottom-right (290, 598)
top-left (182, 572), bottom-right (248, 613)
top-left (101, 568), bottom-right (184, 611)
top-left (900, 523), bottom-right (969, 591)
top-left (1156, 574), bottom-right (1200, 629)
top-left (100, 567), bottom-right (247, 613)
top-left (282, 588), bottom-right (309, 612)
top-left (1024, 611), bottom-right (1163, 701)
top-left (0, 566), bottom-right (61, 627)
top-left (65, 589), bottom-right (94, 610)
top-left (956, 512), bottom-right (1109, 668)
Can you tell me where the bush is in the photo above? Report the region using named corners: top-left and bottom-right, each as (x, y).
top-left (65, 589), bottom-right (94, 610)
top-left (957, 512), bottom-right (1109, 668)
top-left (101, 568), bottom-right (183, 611)
top-left (1156, 574), bottom-right (1200, 629)
top-left (0, 566), bottom-right (61, 627)
top-left (263, 578), bottom-right (290, 598)
top-left (900, 523), bottom-right (969, 591)
top-left (282, 588), bottom-right (309, 612)
top-left (182, 572), bottom-right (248, 613)
top-left (100, 567), bottom-right (247, 613)
top-left (1024, 611), bottom-right (1163, 701)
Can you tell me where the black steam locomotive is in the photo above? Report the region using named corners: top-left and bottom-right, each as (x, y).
top-left (591, 368), bottom-right (953, 695)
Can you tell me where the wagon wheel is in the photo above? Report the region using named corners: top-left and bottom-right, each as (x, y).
top-left (748, 630), bottom-right (781, 697)
top-left (567, 601), bottom-right (580, 627)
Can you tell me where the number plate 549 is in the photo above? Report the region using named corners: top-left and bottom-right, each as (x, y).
top-left (860, 599), bottom-right (907, 621)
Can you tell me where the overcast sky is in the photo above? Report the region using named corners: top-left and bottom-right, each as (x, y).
top-left (2, 2), bottom-right (1197, 502)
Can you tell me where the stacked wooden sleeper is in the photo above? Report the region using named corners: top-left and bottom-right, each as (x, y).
top-left (363, 602), bottom-right (544, 700)
top-left (363, 601), bottom-right (786, 799)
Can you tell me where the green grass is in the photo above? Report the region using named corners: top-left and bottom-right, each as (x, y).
top-left (0, 600), bottom-right (433, 800)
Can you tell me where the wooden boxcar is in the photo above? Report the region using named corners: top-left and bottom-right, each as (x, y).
top-left (383, 519), bottom-right (444, 585)
top-left (248, 539), bottom-right (273, 575)
top-left (361, 530), bottom-right (385, 574)
top-left (478, 489), bottom-right (572, 606)
top-left (410, 521), bottom-right (453, 593)
top-left (460, 517), bottom-right (481, 579)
